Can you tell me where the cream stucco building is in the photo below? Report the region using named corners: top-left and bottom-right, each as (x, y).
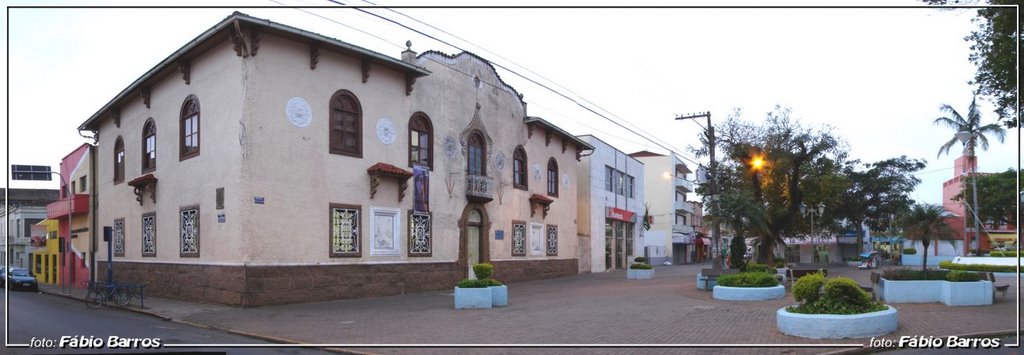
top-left (630, 151), bottom-right (696, 265)
top-left (79, 12), bottom-right (591, 306)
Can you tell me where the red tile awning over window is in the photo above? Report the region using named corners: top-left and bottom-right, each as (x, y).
top-left (127, 173), bottom-right (158, 205)
top-left (366, 163), bottom-right (413, 178)
top-left (529, 194), bottom-right (554, 218)
top-left (367, 162), bottom-right (413, 201)
top-left (128, 173), bottom-right (158, 187)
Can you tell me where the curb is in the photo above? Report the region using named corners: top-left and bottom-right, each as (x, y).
top-left (38, 288), bottom-right (376, 355)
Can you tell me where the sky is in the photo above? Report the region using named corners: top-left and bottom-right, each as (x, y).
top-left (3, 1), bottom-right (1021, 209)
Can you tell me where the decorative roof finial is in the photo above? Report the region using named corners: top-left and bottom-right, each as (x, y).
top-left (406, 40), bottom-right (412, 50)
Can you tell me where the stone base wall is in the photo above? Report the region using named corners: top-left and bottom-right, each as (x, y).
top-left (99, 261), bottom-right (246, 306)
top-left (491, 259), bottom-right (578, 283)
top-left (243, 262), bottom-right (462, 306)
top-left (101, 261), bottom-right (463, 307)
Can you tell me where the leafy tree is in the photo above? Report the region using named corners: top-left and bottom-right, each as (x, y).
top-left (902, 204), bottom-right (959, 271)
top-left (833, 156), bottom-right (928, 253)
top-left (695, 106), bottom-right (847, 263)
top-left (953, 168), bottom-right (1021, 227)
top-left (924, 1), bottom-right (1021, 127)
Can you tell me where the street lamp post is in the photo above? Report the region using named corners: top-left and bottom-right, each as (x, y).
top-left (676, 112), bottom-right (722, 270)
top-left (956, 131), bottom-right (981, 255)
top-left (802, 202), bottom-right (826, 262)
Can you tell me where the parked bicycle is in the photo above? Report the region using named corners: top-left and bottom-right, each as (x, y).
top-left (85, 281), bottom-right (131, 309)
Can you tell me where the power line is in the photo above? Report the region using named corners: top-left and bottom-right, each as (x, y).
top-left (325, 1), bottom-right (704, 167)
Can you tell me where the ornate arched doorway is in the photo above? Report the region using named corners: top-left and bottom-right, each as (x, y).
top-left (458, 204), bottom-right (490, 279)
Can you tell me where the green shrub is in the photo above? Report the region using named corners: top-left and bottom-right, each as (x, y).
top-left (743, 262), bottom-right (776, 274)
top-left (473, 263), bottom-right (493, 279)
top-left (457, 279), bottom-right (491, 288)
top-left (787, 275), bottom-right (887, 315)
top-left (634, 257), bottom-right (647, 263)
top-left (488, 278), bottom-right (504, 286)
top-left (903, 248), bottom-right (917, 255)
top-left (881, 268), bottom-right (949, 280)
top-left (822, 278), bottom-right (873, 308)
top-left (792, 272), bottom-right (826, 304)
top-left (938, 260), bottom-right (1022, 273)
top-left (716, 272), bottom-right (778, 287)
top-left (990, 251), bottom-right (1004, 257)
top-left (945, 270), bottom-right (982, 282)
top-left (629, 263), bottom-right (653, 270)
top-left (774, 261), bottom-right (786, 268)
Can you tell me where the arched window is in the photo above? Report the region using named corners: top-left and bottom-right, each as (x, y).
top-left (547, 158), bottom-right (558, 197)
top-left (408, 112), bottom-right (433, 168)
top-left (141, 118), bottom-right (157, 172)
top-left (513, 146), bottom-right (527, 190)
top-left (180, 95), bottom-right (200, 160)
top-left (114, 137), bottom-right (125, 184)
top-left (329, 90), bottom-right (362, 158)
top-left (466, 131), bottom-right (486, 176)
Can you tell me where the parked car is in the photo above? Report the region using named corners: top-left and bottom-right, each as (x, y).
top-left (4, 268), bottom-right (39, 291)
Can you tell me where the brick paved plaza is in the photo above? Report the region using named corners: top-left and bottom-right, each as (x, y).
top-left (117, 262), bottom-right (1016, 354)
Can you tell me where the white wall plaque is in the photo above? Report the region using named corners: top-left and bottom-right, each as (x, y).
top-left (529, 223), bottom-right (544, 256)
top-left (443, 136), bottom-right (458, 161)
top-left (532, 164), bottom-right (542, 182)
top-left (494, 151), bottom-right (506, 172)
top-left (285, 97), bottom-right (312, 128)
top-left (370, 207), bottom-right (401, 256)
top-left (376, 118), bottom-right (396, 145)
top-left (563, 173), bottom-right (569, 187)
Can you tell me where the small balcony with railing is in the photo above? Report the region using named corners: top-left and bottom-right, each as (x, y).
top-left (466, 175), bottom-right (495, 203)
top-left (46, 194), bottom-right (89, 219)
top-left (674, 200), bottom-right (694, 214)
top-left (674, 176), bottom-right (693, 192)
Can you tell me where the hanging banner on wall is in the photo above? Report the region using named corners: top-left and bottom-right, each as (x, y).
top-left (413, 165), bottom-right (430, 212)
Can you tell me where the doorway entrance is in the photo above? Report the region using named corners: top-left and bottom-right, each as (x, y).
top-left (459, 204), bottom-right (490, 279)
top-left (604, 220), bottom-right (635, 270)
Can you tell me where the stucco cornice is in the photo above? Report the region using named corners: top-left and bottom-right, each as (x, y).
top-left (79, 11), bottom-right (430, 131)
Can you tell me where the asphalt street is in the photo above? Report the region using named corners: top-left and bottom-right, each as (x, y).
top-left (2, 289), bottom-right (334, 354)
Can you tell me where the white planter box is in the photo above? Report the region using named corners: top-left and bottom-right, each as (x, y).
top-left (633, 269), bottom-right (655, 280)
top-left (881, 278), bottom-right (992, 306)
top-left (713, 285), bottom-right (785, 301)
top-left (900, 254), bottom-right (956, 266)
top-left (941, 281), bottom-right (992, 306)
top-left (454, 287), bottom-right (492, 309)
top-left (627, 269), bottom-right (636, 279)
top-left (490, 285), bottom-right (508, 307)
top-left (776, 305), bottom-right (898, 339)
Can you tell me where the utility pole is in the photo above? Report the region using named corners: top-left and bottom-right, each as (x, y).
top-left (676, 112), bottom-right (722, 270)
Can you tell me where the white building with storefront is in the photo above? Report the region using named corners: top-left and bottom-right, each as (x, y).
top-left (576, 135), bottom-right (645, 273)
top-left (631, 151), bottom-right (695, 265)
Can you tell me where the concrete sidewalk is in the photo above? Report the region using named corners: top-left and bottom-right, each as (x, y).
top-left (36, 263), bottom-right (1021, 354)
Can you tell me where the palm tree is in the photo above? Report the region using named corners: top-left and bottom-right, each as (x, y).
top-left (705, 190), bottom-right (768, 267)
top-left (934, 96), bottom-right (1006, 255)
top-left (934, 96), bottom-right (1007, 159)
top-left (901, 204), bottom-right (958, 271)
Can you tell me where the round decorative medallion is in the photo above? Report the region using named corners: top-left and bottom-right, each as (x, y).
top-left (285, 97), bottom-right (312, 128)
top-left (443, 136), bottom-right (458, 160)
top-left (532, 164), bottom-right (543, 182)
top-left (563, 174), bottom-right (570, 187)
top-left (376, 118), bottom-right (396, 145)
top-left (494, 152), bottom-right (506, 172)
